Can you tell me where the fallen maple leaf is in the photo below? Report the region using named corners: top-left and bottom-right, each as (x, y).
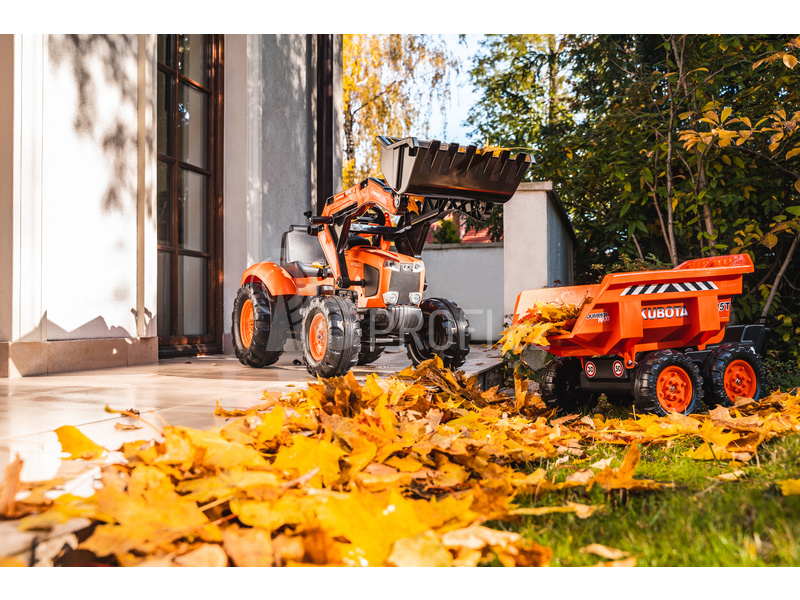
top-left (55, 425), bottom-right (106, 460)
top-left (775, 478), bottom-right (800, 495)
top-left (510, 501), bottom-right (603, 520)
top-left (588, 444), bottom-right (673, 492)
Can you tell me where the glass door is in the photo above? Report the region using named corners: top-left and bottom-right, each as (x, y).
top-left (156, 34), bottom-right (223, 355)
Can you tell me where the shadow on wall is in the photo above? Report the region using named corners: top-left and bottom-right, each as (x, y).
top-left (48, 34), bottom-right (147, 221)
top-left (43, 307), bottom-right (152, 340)
top-left (257, 35), bottom-right (317, 262)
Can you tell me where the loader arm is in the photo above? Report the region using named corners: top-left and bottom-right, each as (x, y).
top-left (310, 136), bottom-right (533, 288)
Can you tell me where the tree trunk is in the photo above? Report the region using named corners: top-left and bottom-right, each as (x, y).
top-left (761, 230), bottom-right (800, 318)
top-left (546, 35), bottom-right (558, 126)
top-left (664, 104), bottom-right (680, 264)
top-left (343, 109), bottom-right (357, 187)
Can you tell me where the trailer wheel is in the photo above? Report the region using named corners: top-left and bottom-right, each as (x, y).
top-left (406, 298), bottom-right (470, 370)
top-left (634, 350), bottom-right (703, 416)
top-left (704, 344), bottom-right (766, 407)
top-left (302, 295), bottom-right (361, 378)
top-left (232, 282), bottom-right (287, 368)
top-left (604, 394), bottom-right (632, 407)
top-left (541, 357), bottom-right (598, 414)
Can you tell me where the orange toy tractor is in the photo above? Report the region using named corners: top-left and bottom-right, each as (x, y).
top-left (513, 254), bottom-right (769, 416)
top-left (233, 136), bottom-right (532, 378)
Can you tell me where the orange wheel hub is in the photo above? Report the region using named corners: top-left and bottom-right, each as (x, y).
top-left (724, 360), bottom-right (757, 401)
top-left (308, 313), bottom-right (328, 362)
top-left (240, 301), bottom-right (254, 349)
top-left (656, 366), bottom-right (693, 412)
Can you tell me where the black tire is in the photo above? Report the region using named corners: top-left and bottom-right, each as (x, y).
top-left (357, 345), bottom-right (385, 366)
top-left (301, 295), bottom-right (361, 378)
top-left (604, 394), bottom-right (632, 407)
top-left (634, 350), bottom-right (703, 416)
top-left (703, 343), bottom-right (767, 408)
top-left (357, 313), bottom-right (385, 365)
top-left (541, 357), bottom-right (598, 414)
top-left (232, 282), bottom-right (286, 368)
top-left (405, 298), bottom-right (470, 370)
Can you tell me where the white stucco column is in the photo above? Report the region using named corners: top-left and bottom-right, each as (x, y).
top-left (503, 182), bottom-right (551, 320)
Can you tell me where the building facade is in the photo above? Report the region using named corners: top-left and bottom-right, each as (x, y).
top-left (0, 34), bottom-right (343, 377)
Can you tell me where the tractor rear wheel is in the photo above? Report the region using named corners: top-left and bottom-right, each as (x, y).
top-left (541, 357), bottom-right (598, 415)
top-left (634, 350), bottom-right (703, 416)
top-left (406, 298), bottom-right (470, 370)
top-left (703, 344), bottom-right (766, 407)
top-left (232, 282), bottom-right (286, 368)
top-left (302, 295), bottom-right (361, 378)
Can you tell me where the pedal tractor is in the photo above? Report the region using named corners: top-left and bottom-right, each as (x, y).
top-left (233, 136), bottom-right (532, 378)
top-left (513, 254), bottom-right (769, 416)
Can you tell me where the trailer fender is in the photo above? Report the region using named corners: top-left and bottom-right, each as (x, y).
top-left (241, 262), bottom-right (298, 297)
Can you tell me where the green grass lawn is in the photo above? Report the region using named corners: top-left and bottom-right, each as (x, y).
top-left (496, 430), bottom-right (800, 566)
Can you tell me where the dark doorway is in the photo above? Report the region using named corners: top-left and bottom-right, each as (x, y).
top-left (156, 34), bottom-right (224, 356)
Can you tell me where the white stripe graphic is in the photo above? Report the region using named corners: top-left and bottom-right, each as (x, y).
top-left (695, 281), bottom-right (708, 291)
top-left (633, 285), bottom-right (646, 295)
top-left (683, 281), bottom-right (697, 291)
top-left (708, 281), bottom-right (718, 290)
top-left (645, 284), bottom-right (659, 294)
top-left (657, 283), bottom-right (670, 294)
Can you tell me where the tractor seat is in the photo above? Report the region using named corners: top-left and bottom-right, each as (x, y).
top-left (280, 225), bottom-right (331, 278)
top-left (347, 236), bottom-right (373, 249)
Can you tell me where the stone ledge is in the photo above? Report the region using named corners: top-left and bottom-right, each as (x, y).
top-left (0, 337), bottom-right (158, 378)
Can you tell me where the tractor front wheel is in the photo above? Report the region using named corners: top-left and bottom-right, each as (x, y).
top-left (406, 298), bottom-right (470, 370)
top-left (232, 282), bottom-right (286, 368)
top-left (301, 296), bottom-right (362, 378)
top-left (634, 350), bottom-right (703, 416)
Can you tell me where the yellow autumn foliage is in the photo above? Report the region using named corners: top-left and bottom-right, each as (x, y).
top-left (498, 300), bottom-right (584, 355)
top-left (3, 358), bottom-right (800, 567)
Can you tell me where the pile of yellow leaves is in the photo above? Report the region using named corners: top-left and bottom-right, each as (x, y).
top-left (2, 356), bottom-right (800, 567)
top-left (498, 300), bottom-right (584, 355)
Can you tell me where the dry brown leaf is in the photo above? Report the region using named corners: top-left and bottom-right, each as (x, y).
top-left (0, 456), bottom-right (23, 519)
top-left (715, 470), bottom-right (746, 482)
top-left (12, 357), bottom-right (800, 568)
top-left (114, 422), bottom-right (142, 431)
top-left (173, 544), bottom-right (228, 567)
top-left (592, 556), bottom-right (638, 567)
top-left (581, 543), bottom-right (631, 560)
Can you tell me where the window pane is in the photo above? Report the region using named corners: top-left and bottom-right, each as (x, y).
top-left (178, 169), bottom-right (208, 252)
top-left (157, 35), bottom-right (174, 68)
top-left (178, 255), bottom-right (208, 336)
top-left (178, 84), bottom-right (207, 168)
top-left (157, 161), bottom-right (172, 246)
top-left (178, 34), bottom-right (207, 86)
top-left (157, 70), bottom-right (171, 156)
top-left (157, 251), bottom-right (173, 337)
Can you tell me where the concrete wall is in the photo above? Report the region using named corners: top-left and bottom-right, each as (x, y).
top-left (503, 181), bottom-right (575, 319)
top-left (0, 35), bottom-right (14, 349)
top-left (421, 243), bottom-right (504, 343)
top-left (0, 35), bottom-right (158, 377)
top-left (2, 33), bottom-right (343, 375)
top-left (222, 34), bottom-right (343, 353)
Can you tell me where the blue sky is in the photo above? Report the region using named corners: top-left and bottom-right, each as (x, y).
top-left (425, 34), bottom-right (483, 145)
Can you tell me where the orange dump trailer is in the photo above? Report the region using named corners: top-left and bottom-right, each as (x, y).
top-left (513, 255), bottom-right (769, 416)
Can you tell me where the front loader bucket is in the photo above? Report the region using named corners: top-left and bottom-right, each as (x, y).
top-left (377, 136), bottom-right (532, 204)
